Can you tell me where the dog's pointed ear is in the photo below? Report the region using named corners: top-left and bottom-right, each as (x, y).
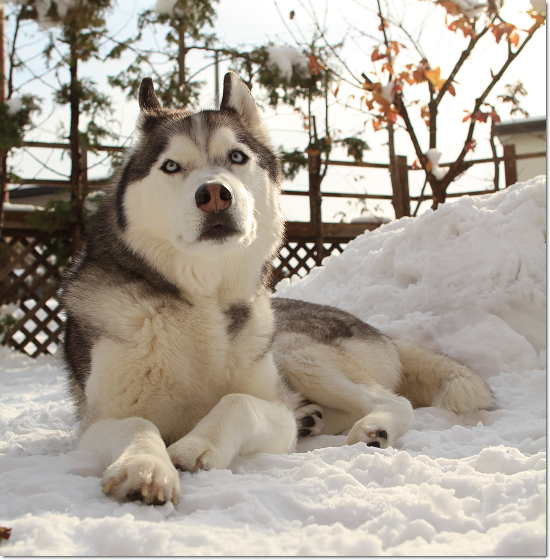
top-left (220, 72), bottom-right (264, 130)
top-left (139, 78), bottom-right (161, 111)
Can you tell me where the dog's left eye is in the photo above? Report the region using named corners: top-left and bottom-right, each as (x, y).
top-left (161, 160), bottom-right (181, 174)
top-left (230, 150), bottom-right (248, 165)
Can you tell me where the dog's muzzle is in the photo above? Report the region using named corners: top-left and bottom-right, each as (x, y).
top-left (195, 183), bottom-right (239, 242)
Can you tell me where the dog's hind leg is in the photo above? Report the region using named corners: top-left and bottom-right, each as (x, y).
top-left (167, 393), bottom-right (297, 472)
top-left (78, 417), bottom-right (181, 505)
top-left (275, 341), bottom-right (414, 448)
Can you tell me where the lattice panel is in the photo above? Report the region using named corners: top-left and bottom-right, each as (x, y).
top-left (0, 236), bottom-right (65, 357)
top-left (272, 241), bottom-right (348, 285)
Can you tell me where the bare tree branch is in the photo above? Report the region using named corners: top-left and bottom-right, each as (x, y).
top-left (434, 22), bottom-right (493, 105)
top-left (447, 20), bottom-right (544, 187)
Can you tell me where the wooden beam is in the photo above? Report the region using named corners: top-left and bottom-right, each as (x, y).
top-left (284, 220), bottom-right (381, 239)
top-left (282, 190), bottom-right (393, 200)
top-left (9, 179), bottom-right (109, 188)
top-left (0, 4), bottom-right (7, 231)
top-left (394, 155), bottom-right (410, 217)
top-left (22, 141), bottom-right (123, 152)
top-left (503, 144), bottom-right (518, 187)
top-left (326, 159), bottom-right (390, 169)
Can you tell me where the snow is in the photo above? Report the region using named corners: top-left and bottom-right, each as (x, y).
top-left (0, 177), bottom-right (546, 555)
top-left (5, 97), bottom-right (23, 116)
top-left (154, 0), bottom-right (182, 17)
top-left (380, 79), bottom-right (396, 103)
top-left (266, 46), bottom-right (310, 81)
top-left (2, 201), bottom-right (43, 212)
top-left (350, 215), bottom-right (390, 224)
top-left (454, 0), bottom-right (487, 18)
top-left (0, 0), bottom-right (79, 24)
top-left (425, 148), bottom-right (447, 180)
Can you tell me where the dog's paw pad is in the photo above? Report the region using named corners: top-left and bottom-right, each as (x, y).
top-left (347, 422), bottom-right (391, 449)
top-left (295, 403), bottom-right (325, 438)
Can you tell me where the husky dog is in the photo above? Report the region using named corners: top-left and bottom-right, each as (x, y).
top-left (61, 72), bottom-right (494, 506)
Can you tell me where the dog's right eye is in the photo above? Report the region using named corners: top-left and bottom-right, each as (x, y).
top-left (161, 160), bottom-right (181, 174)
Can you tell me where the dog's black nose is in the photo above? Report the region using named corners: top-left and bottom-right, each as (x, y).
top-left (195, 183), bottom-right (233, 213)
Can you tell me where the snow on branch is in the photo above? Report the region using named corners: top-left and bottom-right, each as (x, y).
top-left (155, 0), bottom-right (183, 17)
top-left (453, 0), bottom-right (487, 19)
top-left (5, 97), bottom-right (23, 115)
top-left (425, 149), bottom-right (446, 180)
top-left (266, 46), bottom-right (310, 81)
top-left (0, 0), bottom-right (80, 26)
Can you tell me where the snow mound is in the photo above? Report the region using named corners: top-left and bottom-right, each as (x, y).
top-left (276, 176), bottom-right (546, 376)
top-left (0, 178), bottom-right (546, 555)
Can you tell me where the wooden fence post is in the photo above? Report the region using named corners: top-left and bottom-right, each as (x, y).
top-left (0, 4), bottom-right (7, 235)
top-left (80, 147), bottom-right (88, 194)
top-left (307, 148), bottom-right (324, 265)
top-left (396, 155), bottom-right (410, 217)
top-left (503, 144), bottom-right (517, 187)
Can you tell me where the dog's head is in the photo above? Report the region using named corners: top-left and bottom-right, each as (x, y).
top-left (115, 72), bottom-right (283, 260)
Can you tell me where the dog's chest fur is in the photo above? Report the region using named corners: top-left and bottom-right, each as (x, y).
top-left (73, 279), bottom-right (276, 444)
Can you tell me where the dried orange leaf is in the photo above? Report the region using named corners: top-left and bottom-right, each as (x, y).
top-left (371, 47), bottom-right (386, 62)
top-left (509, 30), bottom-right (520, 47)
top-left (309, 54), bottom-right (321, 75)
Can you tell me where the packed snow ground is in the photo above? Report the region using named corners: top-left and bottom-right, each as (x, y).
top-left (0, 177), bottom-right (546, 555)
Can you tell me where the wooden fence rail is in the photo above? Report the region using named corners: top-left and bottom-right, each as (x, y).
top-left (9, 141), bottom-right (543, 199)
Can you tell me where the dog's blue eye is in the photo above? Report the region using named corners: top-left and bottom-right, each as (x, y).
top-left (230, 150), bottom-right (248, 164)
top-left (161, 160), bottom-right (181, 174)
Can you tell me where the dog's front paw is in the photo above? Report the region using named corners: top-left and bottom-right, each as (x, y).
top-left (346, 419), bottom-right (390, 449)
top-left (167, 436), bottom-right (229, 473)
top-left (102, 453), bottom-right (181, 506)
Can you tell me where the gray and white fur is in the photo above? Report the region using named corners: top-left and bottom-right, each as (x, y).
top-left (61, 72), bottom-right (494, 506)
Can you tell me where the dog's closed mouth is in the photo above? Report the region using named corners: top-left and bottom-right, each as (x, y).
top-left (199, 222), bottom-right (239, 241)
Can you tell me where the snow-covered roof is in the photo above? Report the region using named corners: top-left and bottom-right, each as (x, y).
top-left (2, 201), bottom-right (43, 212)
top-left (493, 116), bottom-right (546, 136)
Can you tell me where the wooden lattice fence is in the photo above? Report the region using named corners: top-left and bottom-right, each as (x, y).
top-left (272, 241), bottom-right (348, 282)
top-left (0, 232), bottom-right (65, 356)
top-left (0, 215), bottom-right (375, 357)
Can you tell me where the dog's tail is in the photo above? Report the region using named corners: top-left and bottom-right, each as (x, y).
top-left (394, 340), bottom-right (494, 414)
